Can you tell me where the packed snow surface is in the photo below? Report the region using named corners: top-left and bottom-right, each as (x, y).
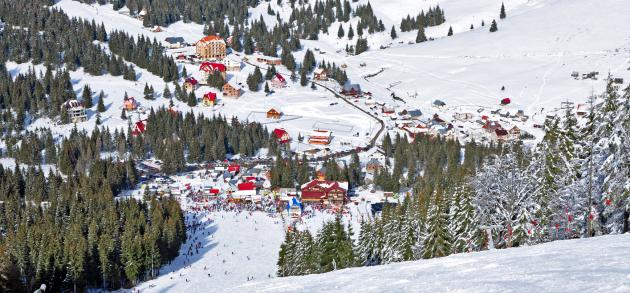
top-left (235, 234), bottom-right (630, 293)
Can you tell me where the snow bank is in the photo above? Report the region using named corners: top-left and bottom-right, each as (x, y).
top-left (236, 234), bottom-right (630, 292)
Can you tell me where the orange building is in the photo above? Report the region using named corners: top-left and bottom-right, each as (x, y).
top-left (222, 82), bottom-right (242, 98)
top-left (266, 108), bottom-right (282, 119)
top-left (196, 35), bottom-right (226, 60)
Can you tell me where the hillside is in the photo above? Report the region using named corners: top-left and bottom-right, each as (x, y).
top-left (234, 234), bottom-right (630, 292)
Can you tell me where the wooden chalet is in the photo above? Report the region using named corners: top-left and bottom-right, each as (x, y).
top-left (300, 172), bottom-right (348, 205)
top-left (123, 96), bottom-right (138, 111)
top-left (308, 129), bottom-right (332, 145)
top-left (267, 108), bottom-right (283, 119)
top-left (366, 158), bottom-right (382, 174)
top-left (314, 68), bottom-right (328, 81)
top-left (222, 81), bottom-right (242, 98)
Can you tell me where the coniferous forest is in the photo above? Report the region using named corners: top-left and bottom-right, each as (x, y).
top-left (278, 81), bottom-right (629, 276)
top-left (0, 1), bottom-right (273, 291)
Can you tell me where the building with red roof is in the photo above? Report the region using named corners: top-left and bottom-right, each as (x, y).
top-left (238, 181), bottom-right (256, 191)
top-left (273, 128), bottom-right (290, 144)
top-left (196, 35), bottom-right (226, 60)
top-left (227, 164), bottom-right (241, 174)
top-left (183, 77), bottom-right (199, 92)
top-left (300, 172), bottom-right (348, 205)
top-left (132, 120), bottom-right (147, 136)
top-left (202, 92), bottom-right (217, 106)
top-left (200, 62), bottom-right (227, 81)
top-left (271, 73), bottom-right (287, 88)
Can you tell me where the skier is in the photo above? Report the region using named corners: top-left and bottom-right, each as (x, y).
top-left (33, 284), bottom-right (46, 293)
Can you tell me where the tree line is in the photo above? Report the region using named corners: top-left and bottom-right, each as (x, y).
top-left (0, 160), bottom-right (186, 292)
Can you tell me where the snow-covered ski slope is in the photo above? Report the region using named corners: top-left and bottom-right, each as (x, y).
top-left (235, 234), bottom-right (630, 293)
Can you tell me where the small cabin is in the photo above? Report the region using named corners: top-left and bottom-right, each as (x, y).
top-left (271, 73), bottom-right (287, 88)
top-left (184, 77), bottom-right (199, 92)
top-left (341, 84), bottom-right (361, 96)
top-left (267, 108), bottom-right (283, 119)
top-left (314, 68), bottom-right (328, 81)
top-left (273, 128), bottom-right (290, 144)
top-left (123, 96), bottom-right (138, 111)
top-left (164, 37), bottom-right (185, 49)
top-left (222, 82), bottom-right (242, 98)
top-left (202, 92), bottom-right (217, 106)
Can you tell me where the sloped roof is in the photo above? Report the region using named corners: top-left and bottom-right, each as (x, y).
top-left (165, 37), bottom-right (185, 44)
top-left (200, 62), bottom-right (226, 72)
top-left (273, 73), bottom-right (286, 83)
top-left (273, 128), bottom-right (289, 138)
top-left (199, 35), bottom-right (223, 43)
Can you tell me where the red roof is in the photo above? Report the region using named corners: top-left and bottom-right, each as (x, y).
top-left (185, 77), bottom-right (198, 85)
top-left (238, 181), bottom-right (256, 191)
top-left (495, 129), bottom-right (509, 136)
top-left (200, 62), bottom-right (226, 73)
top-left (199, 35), bottom-right (222, 43)
top-left (132, 120), bottom-right (146, 136)
top-left (300, 180), bottom-right (347, 201)
top-left (273, 128), bottom-right (290, 143)
top-left (481, 115), bottom-right (489, 120)
top-left (501, 98), bottom-right (511, 105)
top-left (203, 92), bottom-right (217, 101)
top-left (228, 165), bottom-right (241, 173)
top-left (273, 73), bottom-right (285, 83)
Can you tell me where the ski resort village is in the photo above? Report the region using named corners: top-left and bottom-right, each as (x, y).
top-left (0, 0), bottom-right (629, 292)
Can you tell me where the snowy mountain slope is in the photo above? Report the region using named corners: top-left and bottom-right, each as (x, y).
top-left (54, 0), bottom-right (204, 42)
top-left (123, 204), bottom-right (368, 293)
top-left (234, 234), bottom-right (630, 293)
top-left (334, 0), bottom-right (630, 115)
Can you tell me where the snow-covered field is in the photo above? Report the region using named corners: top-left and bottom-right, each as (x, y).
top-left (235, 234), bottom-right (630, 292)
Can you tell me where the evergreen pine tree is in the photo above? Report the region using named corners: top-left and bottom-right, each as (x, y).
top-left (187, 91), bottom-right (197, 107)
top-left (416, 26), bottom-right (427, 43)
top-left (97, 91), bottom-right (106, 112)
top-left (82, 84), bottom-right (93, 108)
top-left (422, 194), bottom-right (452, 259)
top-left (489, 20), bottom-right (498, 32)
top-left (447, 26), bottom-right (453, 36)
top-left (500, 2), bottom-right (507, 19)
top-left (337, 24), bottom-right (345, 38)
